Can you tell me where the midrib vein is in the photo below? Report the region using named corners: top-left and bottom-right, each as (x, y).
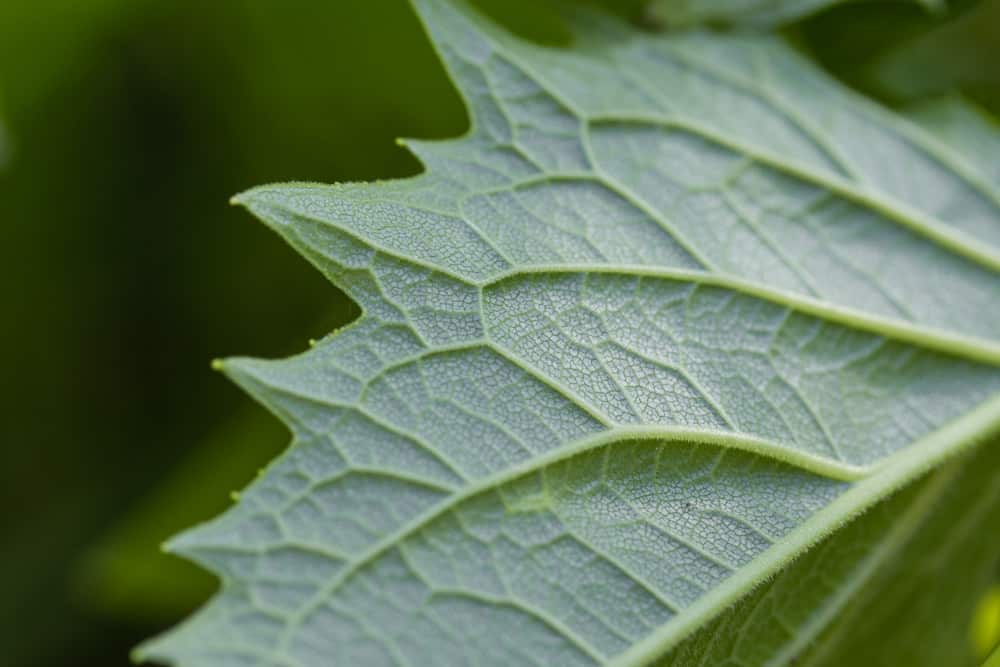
top-left (457, 6), bottom-right (1000, 267)
top-left (763, 458), bottom-right (962, 667)
top-left (655, 32), bottom-right (1000, 214)
top-left (486, 264), bottom-right (1000, 366)
top-left (261, 426), bottom-right (874, 657)
top-left (587, 112), bottom-right (1000, 272)
top-left (149, 3), bottom-right (1000, 664)
top-left (255, 390), bottom-right (1000, 663)
top-left (795, 457), bottom-right (1000, 667)
top-left (609, 392), bottom-right (1000, 667)
top-left (616, 45), bottom-right (862, 184)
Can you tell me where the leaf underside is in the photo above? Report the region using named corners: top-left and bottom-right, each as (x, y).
top-left (140, 1), bottom-right (1000, 665)
top-left (647, 0), bottom-right (940, 29)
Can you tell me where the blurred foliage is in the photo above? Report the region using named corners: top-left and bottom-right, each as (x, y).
top-left (77, 407), bottom-right (286, 624)
top-left (0, 113), bottom-right (8, 168)
top-left (0, 1), bottom-right (996, 666)
top-left (974, 586), bottom-right (1000, 660)
top-left (790, 0), bottom-right (1000, 112)
top-left (868, 0), bottom-right (1000, 104)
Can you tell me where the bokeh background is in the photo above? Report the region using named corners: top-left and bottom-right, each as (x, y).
top-left (1, 0), bottom-right (997, 665)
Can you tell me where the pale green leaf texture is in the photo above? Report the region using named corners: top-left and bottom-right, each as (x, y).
top-left (905, 95), bottom-right (1000, 189)
top-left (798, 441), bottom-right (1000, 666)
top-left (139, 1), bottom-right (1000, 665)
top-left (647, 0), bottom-right (940, 29)
top-left (658, 439), bottom-right (1000, 667)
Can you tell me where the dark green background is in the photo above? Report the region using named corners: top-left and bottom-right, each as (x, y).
top-left (1, 1), bottom-right (995, 665)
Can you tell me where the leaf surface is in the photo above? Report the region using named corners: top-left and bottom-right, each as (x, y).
top-left (905, 95), bottom-right (1000, 189)
top-left (140, 1), bottom-right (1000, 665)
top-left (659, 440), bottom-right (1000, 667)
top-left (647, 0), bottom-right (940, 28)
top-left (797, 441), bottom-right (1000, 667)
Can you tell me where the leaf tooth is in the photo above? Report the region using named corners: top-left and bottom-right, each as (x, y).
top-left (218, 355), bottom-right (363, 434)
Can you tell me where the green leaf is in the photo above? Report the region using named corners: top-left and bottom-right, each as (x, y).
top-left (659, 438), bottom-right (1000, 667)
top-left (904, 95), bottom-right (1000, 189)
top-left (647, 0), bottom-right (941, 29)
top-left (139, 0), bottom-right (1000, 664)
top-left (868, 0), bottom-right (1000, 102)
top-left (797, 439), bottom-right (1000, 667)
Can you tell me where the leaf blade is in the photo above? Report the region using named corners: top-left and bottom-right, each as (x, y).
top-left (140, 1), bottom-right (1000, 665)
